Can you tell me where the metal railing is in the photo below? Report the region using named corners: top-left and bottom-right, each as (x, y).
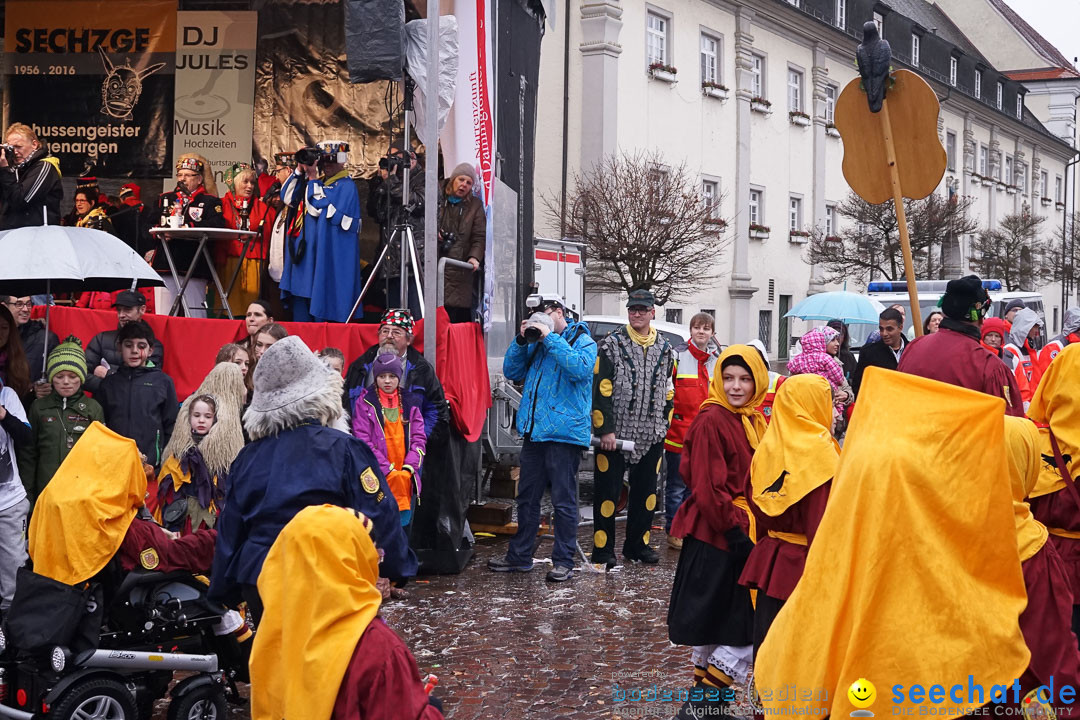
top-left (437, 257), bottom-right (477, 305)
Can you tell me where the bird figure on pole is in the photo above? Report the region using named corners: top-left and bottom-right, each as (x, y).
top-left (856, 20), bottom-right (892, 113)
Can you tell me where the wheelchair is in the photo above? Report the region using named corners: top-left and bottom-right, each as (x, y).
top-left (0, 564), bottom-right (249, 720)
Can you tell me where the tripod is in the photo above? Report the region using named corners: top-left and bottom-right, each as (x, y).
top-left (348, 73), bottom-right (425, 322)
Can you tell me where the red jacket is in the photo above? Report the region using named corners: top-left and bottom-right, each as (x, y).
top-left (897, 324), bottom-right (1024, 417)
top-left (664, 340), bottom-right (720, 452)
top-left (754, 372), bottom-right (787, 424)
top-left (218, 192), bottom-right (275, 261)
top-left (669, 405), bottom-right (753, 550)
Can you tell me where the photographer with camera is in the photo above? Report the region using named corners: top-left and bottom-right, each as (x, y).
top-left (0, 123), bottom-right (62, 229)
top-left (438, 164), bottom-right (486, 323)
top-left (279, 141), bottom-right (363, 323)
top-left (488, 295), bottom-right (596, 582)
top-left (369, 142), bottom-right (425, 318)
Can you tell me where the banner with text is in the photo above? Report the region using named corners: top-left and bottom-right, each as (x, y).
top-left (4, 0), bottom-right (176, 177)
top-left (173, 11), bottom-right (257, 190)
top-left (441, 0), bottom-right (495, 330)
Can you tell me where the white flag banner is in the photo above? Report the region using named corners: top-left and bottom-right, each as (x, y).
top-left (440, 0), bottom-right (495, 330)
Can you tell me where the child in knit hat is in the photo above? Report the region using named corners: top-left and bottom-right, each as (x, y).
top-left (351, 352), bottom-right (428, 528)
top-left (18, 336), bottom-right (104, 511)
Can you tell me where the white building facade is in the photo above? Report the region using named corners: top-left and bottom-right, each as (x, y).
top-left (533, 0), bottom-right (1077, 353)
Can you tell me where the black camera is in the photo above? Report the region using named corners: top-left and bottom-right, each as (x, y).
top-left (294, 146), bottom-right (321, 166)
top-left (439, 231), bottom-right (457, 256)
top-left (379, 154), bottom-right (409, 173)
top-left (0, 144), bottom-right (16, 166)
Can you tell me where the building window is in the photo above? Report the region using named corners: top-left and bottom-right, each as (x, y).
top-left (749, 188), bottom-right (762, 226)
top-left (700, 34), bottom-right (719, 85)
top-left (911, 33), bottom-right (920, 66)
top-left (750, 54), bottom-right (765, 98)
top-left (702, 179), bottom-right (719, 219)
top-left (789, 196), bottom-right (803, 231)
top-left (979, 145), bottom-right (988, 176)
top-left (975, 69), bottom-right (982, 100)
top-left (824, 85), bottom-right (837, 124)
top-left (778, 295), bottom-right (792, 360)
top-left (665, 308), bottom-right (683, 324)
top-left (946, 131), bottom-right (957, 172)
top-left (873, 11), bottom-right (884, 35)
top-left (1041, 170), bottom-right (1049, 198)
top-left (996, 82), bottom-right (1003, 110)
top-left (1017, 95), bottom-right (1023, 119)
top-left (648, 166), bottom-right (669, 206)
top-left (785, 0), bottom-right (799, 6)
top-left (950, 57), bottom-right (957, 87)
top-left (1017, 164), bottom-right (1026, 191)
top-left (1005, 155), bottom-right (1013, 185)
top-left (835, 0), bottom-right (846, 29)
top-left (825, 204), bottom-right (836, 236)
top-left (647, 11), bottom-right (668, 67)
top-left (1056, 175), bottom-right (1063, 203)
top-left (758, 310), bottom-right (773, 352)
top-left (788, 69), bottom-right (803, 113)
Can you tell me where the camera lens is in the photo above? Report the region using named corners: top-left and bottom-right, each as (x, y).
top-left (524, 326), bottom-right (541, 343)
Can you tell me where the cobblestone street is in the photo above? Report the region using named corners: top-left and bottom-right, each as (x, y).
top-left (380, 526), bottom-right (689, 720)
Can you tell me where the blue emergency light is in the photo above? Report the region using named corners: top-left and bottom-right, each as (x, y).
top-left (982, 280), bottom-right (1002, 291)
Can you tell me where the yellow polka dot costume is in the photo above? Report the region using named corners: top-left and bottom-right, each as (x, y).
top-left (590, 305), bottom-right (677, 564)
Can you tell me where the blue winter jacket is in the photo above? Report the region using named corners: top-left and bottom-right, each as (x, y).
top-left (503, 318), bottom-right (597, 447)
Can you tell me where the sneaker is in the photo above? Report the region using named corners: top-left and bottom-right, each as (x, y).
top-left (546, 565), bottom-right (574, 582)
top-left (667, 536), bottom-right (683, 550)
top-left (624, 545), bottom-right (661, 564)
top-left (487, 556), bottom-right (534, 573)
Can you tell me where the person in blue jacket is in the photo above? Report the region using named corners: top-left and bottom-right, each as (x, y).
top-left (208, 336), bottom-right (416, 621)
top-left (488, 295), bottom-right (597, 582)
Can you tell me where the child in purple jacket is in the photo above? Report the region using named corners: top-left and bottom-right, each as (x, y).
top-left (351, 353), bottom-right (427, 527)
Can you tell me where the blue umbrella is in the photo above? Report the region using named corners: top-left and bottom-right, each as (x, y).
top-left (784, 291), bottom-right (886, 325)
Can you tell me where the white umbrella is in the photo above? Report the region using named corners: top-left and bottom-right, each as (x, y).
top-left (0, 223), bottom-right (165, 375)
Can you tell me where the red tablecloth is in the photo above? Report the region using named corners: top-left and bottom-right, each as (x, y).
top-left (33, 306), bottom-right (492, 441)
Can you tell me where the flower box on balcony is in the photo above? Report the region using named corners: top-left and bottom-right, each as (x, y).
top-left (825, 124), bottom-right (841, 138)
top-left (750, 97), bottom-right (772, 114)
top-left (1041, 196), bottom-right (1052, 206)
top-left (749, 224), bottom-right (770, 240)
top-left (702, 82), bottom-right (729, 100)
top-left (1057, 202), bottom-right (1067, 210)
top-left (705, 217), bottom-right (728, 228)
top-left (1005, 185), bottom-right (1017, 195)
top-left (825, 235), bottom-right (842, 243)
top-left (789, 230), bottom-right (811, 243)
top-left (789, 111), bottom-right (811, 127)
top-left (649, 63), bottom-right (677, 83)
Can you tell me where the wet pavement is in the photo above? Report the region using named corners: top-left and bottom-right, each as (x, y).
top-left (379, 524), bottom-right (691, 720)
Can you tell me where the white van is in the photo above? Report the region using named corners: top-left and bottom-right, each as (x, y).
top-left (850, 279), bottom-right (1046, 349)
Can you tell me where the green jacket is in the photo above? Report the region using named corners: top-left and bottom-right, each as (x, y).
top-left (17, 389), bottom-right (104, 506)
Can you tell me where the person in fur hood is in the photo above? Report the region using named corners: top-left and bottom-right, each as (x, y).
top-left (155, 362), bottom-right (247, 535)
top-left (208, 336), bottom-right (417, 622)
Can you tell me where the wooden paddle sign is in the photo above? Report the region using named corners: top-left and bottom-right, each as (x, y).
top-left (834, 69), bottom-right (947, 336)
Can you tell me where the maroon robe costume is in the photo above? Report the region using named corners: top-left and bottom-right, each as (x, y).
top-left (897, 324), bottom-right (1024, 417)
top-left (1019, 541), bottom-right (1080, 704)
top-left (117, 518), bottom-right (217, 574)
top-left (332, 618), bottom-right (445, 720)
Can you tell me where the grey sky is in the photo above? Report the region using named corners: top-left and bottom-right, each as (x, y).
top-left (1003, 0), bottom-right (1080, 68)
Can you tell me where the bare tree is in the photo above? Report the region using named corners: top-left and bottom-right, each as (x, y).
top-left (1053, 211), bottom-right (1080, 303)
top-left (805, 191), bottom-right (977, 284)
top-left (970, 208), bottom-right (1052, 291)
top-left (544, 150), bottom-right (729, 305)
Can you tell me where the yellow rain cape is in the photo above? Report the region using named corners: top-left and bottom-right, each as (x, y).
top-left (1003, 416), bottom-right (1049, 562)
top-left (700, 344), bottom-right (768, 449)
top-left (754, 367), bottom-right (1029, 716)
top-left (250, 505), bottom-right (382, 720)
top-left (750, 374), bottom-right (839, 517)
top-left (28, 422), bottom-right (146, 585)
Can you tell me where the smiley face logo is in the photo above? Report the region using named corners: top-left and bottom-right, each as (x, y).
top-left (848, 678), bottom-right (877, 713)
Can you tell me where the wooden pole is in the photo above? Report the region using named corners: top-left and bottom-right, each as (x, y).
top-left (879, 98), bottom-right (924, 337)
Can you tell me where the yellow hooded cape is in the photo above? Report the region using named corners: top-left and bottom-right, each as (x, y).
top-left (28, 422), bottom-right (146, 585)
top-left (754, 368), bottom-right (1029, 716)
top-left (250, 505), bottom-right (383, 720)
top-left (751, 374), bottom-right (839, 517)
top-left (1028, 344), bottom-right (1080, 497)
top-left (1003, 416), bottom-right (1049, 562)
top-left (700, 344), bottom-right (769, 449)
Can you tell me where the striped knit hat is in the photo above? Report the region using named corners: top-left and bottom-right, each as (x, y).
top-left (47, 335), bottom-right (87, 383)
